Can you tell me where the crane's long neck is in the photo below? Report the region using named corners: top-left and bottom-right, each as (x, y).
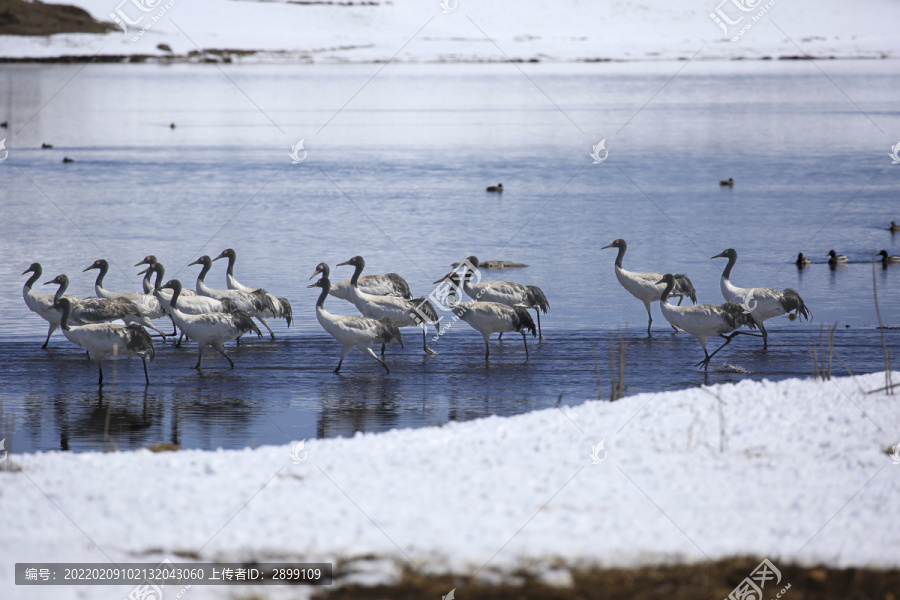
top-left (196, 261), bottom-right (211, 283)
top-left (659, 278), bottom-right (675, 302)
top-left (720, 254), bottom-right (736, 281)
top-left (169, 284), bottom-right (181, 310)
top-left (614, 245), bottom-right (626, 269)
top-left (225, 254), bottom-right (236, 278)
top-left (94, 262), bottom-right (108, 291)
top-left (53, 277), bottom-right (70, 303)
top-left (58, 300), bottom-right (71, 331)
top-left (349, 262), bottom-right (364, 287)
top-left (153, 264), bottom-right (165, 290)
top-left (316, 282), bottom-right (330, 308)
top-left (24, 267), bottom-right (41, 290)
top-left (141, 268), bottom-right (154, 293)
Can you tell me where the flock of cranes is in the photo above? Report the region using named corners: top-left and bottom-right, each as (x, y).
top-left (27, 236), bottom-right (900, 382)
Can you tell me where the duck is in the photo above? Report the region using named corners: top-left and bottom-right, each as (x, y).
top-left (877, 250), bottom-right (900, 265)
top-left (719, 178), bottom-right (734, 187)
top-left (890, 221), bottom-right (899, 233)
top-left (795, 253), bottom-right (811, 267)
top-left (486, 183), bottom-right (503, 193)
top-left (826, 250), bottom-right (848, 266)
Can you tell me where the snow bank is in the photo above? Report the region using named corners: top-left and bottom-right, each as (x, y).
top-left (1, 372), bottom-right (898, 599)
top-left (1, 0), bottom-right (899, 62)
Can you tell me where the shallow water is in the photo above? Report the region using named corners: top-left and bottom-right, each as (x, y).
top-left (1, 61), bottom-right (898, 453)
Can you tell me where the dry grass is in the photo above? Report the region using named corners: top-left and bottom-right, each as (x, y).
top-left (310, 558), bottom-right (900, 600)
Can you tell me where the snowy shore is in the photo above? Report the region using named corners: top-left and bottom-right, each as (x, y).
top-left (1, 0), bottom-right (900, 62)
top-left (1, 372), bottom-right (898, 599)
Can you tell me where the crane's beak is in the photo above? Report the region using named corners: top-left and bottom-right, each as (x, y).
top-left (655, 278), bottom-right (666, 285)
top-left (433, 273), bottom-right (451, 284)
top-left (212, 252), bottom-right (226, 261)
top-left (188, 258), bottom-right (202, 266)
top-left (137, 267), bottom-right (150, 275)
top-left (42, 278), bottom-right (59, 286)
top-left (306, 281), bottom-right (319, 288)
top-left (308, 268), bottom-right (322, 280)
top-left (600, 242), bottom-right (615, 249)
top-left (336, 259), bottom-right (352, 267)
top-left (21, 266), bottom-right (33, 275)
top-left (711, 251), bottom-right (726, 259)
top-left (134, 258), bottom-right (149, 267)
top-left (82, 264), bottom-right (97, 272)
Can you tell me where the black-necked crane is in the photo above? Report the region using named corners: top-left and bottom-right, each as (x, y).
top-left (826, 250), bottom-right (848, 266)
top-left (189, 255), bottom-right (278, 332)
top-left (160, 279), bottom-right (261, 369)
top-left (134, 256), bottom-right (197, 296)
top-left (52, 297), bottom-right (155, 385)
top-left (433, 271), bottom-right (536, 361)
top-left (308, 274), bottom-right (403, 374)
top-left (23, 262), bottom-right (68, 349)
top-left (712, 248), bottom-right (811, 349)
top-left (333, 256), bottom-right (439, 356)
top-left (656, 274), bottom-right (757, 371)
top-left (311, 262), bottom-right (411, 301)
top-left (83, 259), bottom-right (170, 338)
top-left (142, 262), bottom-right (229, 345)
top-left (449, 255), bottom-right (549, 340)
top-left (600, 239), bottom-right (697, 334)
top-left (212, 248), bottom-right (293, 339)
top-left (42, 274), bottom-right (151, 341)
top-left (877, 250), bottom-right (900, 265)
top-left (795, 253), bottom-right (811, 268)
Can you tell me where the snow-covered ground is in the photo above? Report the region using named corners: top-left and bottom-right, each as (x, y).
top-left (1, 372), bottom-right (898, 599)
top-left (2, 0), bottom-right (900, 62)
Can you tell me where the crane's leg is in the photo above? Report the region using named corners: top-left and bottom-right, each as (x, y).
top-left (361, 346), bottom-right (390, 374)
top-left (381, 343), bottom-right (386, 359)
top-left (42, 323), bottom-right (58, 349)
top-left (193, 346), bottom-right (205, 370)
top-left (483, 332), bottom-right (491, 361)
top-left (758, 321), bottom-right (768, 350)
top-left (521, 331), bottom-right (529, 358)
top-left (498, 333), bottom-right (503, 341)
top-left (698, 333), bottom-right (738, 367)
top-left (644, 302), bottom-right (653, 335)
top-left (98, 364), bottom-right (104, 386)
top-left (335, 345), bottom-right (352, 374)
top-left (168, 316), bottom-right (178, 337)
top-left (142, 355), bottom-right (150, 385)
top-left (422, 324), bottom-right (437, 355)
top-left (213, 344), bottom-right (235, 368)
top-left (534, 308), bottom-right (545, 340)
top-left (257, 317), bottom-right (275, 341)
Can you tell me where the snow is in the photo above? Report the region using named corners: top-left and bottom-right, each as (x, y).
top-left (1, 372), bottom-right (898, 599)
top-left (2, 0), bottom-right (900, 62)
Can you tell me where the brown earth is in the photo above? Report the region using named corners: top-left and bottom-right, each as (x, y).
top-left (306, 558), bottom-right (899, 600)
top-left (0, 0), bottom-right (114, 36)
